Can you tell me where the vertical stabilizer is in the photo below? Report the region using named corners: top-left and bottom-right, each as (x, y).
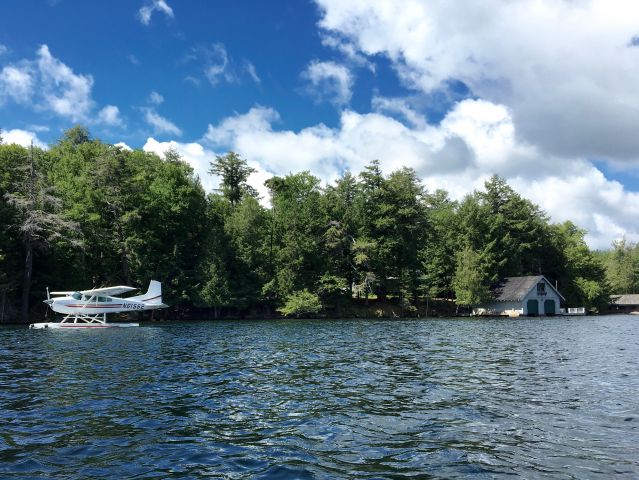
top-left (137, 280), bottom-right (162, 304)
top-left (127, 280), bottom-right (166, 308)
top-left (144, 280), bottom-right (162, 304)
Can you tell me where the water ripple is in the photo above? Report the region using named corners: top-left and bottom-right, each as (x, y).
top-left (1, 316), bottom-right (638, 478)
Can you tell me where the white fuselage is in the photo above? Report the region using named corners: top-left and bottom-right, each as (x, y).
top-left (31, 280), bottom-right (166, 330)
top-left (49, 294), bottom-right (162, 315)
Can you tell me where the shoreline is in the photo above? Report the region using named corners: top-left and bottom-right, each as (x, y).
top-left (4, 310), bottom-right (638, 326)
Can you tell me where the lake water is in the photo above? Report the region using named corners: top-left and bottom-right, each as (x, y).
top-left (1, 316), bottom-right (638, 479)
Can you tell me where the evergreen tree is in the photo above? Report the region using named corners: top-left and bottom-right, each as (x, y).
top-left (419, 190), bottom-right (458, 301)
top-left (357, 160), bottom-right (392, 299)
top-left (452, 245), bottom-right (491, 311)
top-left (224, 195), bottom-right (269, 311)
top-left (0, 143), bottom-right (25, 322)
top-left (382, 167), bottom-right (428, 303)
top-left (263, 172), bottom-right (326, 305)
top-left (547, 222), bottom-right (609, 309)
top-left (322, 171), bottom-right (361, 296)
top-left (209, 151), bottom-right (257, 206)
top-left (605, 238), bottom-right (639, 294)
top-left (456, 193), bottom-right (502, 285)
top-left (4, 145), bottom-right (80, 322)
top-left (0, 126), bottom-right (623, 320)
top-left (479, 175), bottom-right (548, 278)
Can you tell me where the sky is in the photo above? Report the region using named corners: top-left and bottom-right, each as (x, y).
top-left (1, 0), bottom-right (639, 249)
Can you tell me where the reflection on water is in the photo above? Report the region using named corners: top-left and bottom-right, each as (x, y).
top-left (1, 316), bottom-right (638, 478)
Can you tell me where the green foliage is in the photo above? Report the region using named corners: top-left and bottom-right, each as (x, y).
top-left (479, 175), bottom-right (548, 277)
top-left (456, 175), bottom-right (549, 286)
top-left (317, 274), bottom-right (348, 298)
top-left (61, 125), bottom-right (91, 146)
top-left (0, 125), bottom-right (620, 320)
top-left (452, 245), bottom-right (491, 307)
top-left (317, 273), bottom-right (349, 312)
top-left (264, 172), bottom-right (326, 301)
top-left (198, 258), bottom-right (231, 318)
top-left (547, 222), bottom-right (609, 308)
top-left (222, 195), bottom-right (269, 309)
top-left (321, 172), bottom-right (361, 297)
top-left (600, 238), bottom-right (639, 294)
top-left (419, 190), bottom-right (457, 298)
top-left (4, 144), bottom-right (81, 321)
top-left (354, 162), bottom-right (429, 300)
top-left (209, 151), bottom-right (257, 205)
top-left (277, 289), bottom-right (323, 318)
top-left (574, 277), bottom-right (606, 308)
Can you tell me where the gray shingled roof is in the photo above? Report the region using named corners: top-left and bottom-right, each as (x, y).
top-left (490, 275), bottom-right (564, 301)
top-left (610, 294), bottom-right (639, 306)
top-left (492, 276), bottom-right (542, 301)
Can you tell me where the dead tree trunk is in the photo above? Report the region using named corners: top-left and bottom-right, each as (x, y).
top-left (21, 234), bottom-right (33, 323)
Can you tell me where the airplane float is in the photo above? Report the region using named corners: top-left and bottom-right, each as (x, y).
top-left (29, 280), bottom-right (167, 329)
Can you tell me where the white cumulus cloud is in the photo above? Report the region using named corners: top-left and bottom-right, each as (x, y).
top-left (138, 0), bottom-right (174, 25)
top-left (142, 137), bottom-right (271, 199)
top-left (143, 137), bottom-right (219, 192)
top-left (197, 103), bottom-right (639, 249)
top-left (97, 105), bottom-right (124, 127)
top-left (37, 44), bottom-right (94, 120)
top-left (0, 65), bottom-right (34, 104)
top-left (0, 45), bottom-right (122, 127)
top-left (301, 60), bottom-right (354, 106)
top-left (1, 128), bottom-right (46, 149)
top-left (315, 0), bottom-right (639, 164)
top-left (114, 141), bottom-right (132, 151)
top-left (149, 91), bottom-right (164, 105)
top-left (143, 109), bottom-right (182, 136)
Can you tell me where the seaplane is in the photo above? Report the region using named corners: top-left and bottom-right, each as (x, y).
top-left (29, 280), bottom-right (167, 329)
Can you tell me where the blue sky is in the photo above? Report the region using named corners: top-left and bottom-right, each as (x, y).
top-left (0, 1), bottom-right (417, 143)
top-left (1, 0), bottom-right (639, 249)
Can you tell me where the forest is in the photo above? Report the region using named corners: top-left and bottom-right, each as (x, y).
top-left (1, 126), bottom-right (637, 323)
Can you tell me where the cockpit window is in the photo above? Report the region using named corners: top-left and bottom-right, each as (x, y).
top-left (72, 292), bottom-right (82, 300)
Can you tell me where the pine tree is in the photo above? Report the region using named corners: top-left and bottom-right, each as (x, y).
top-left (4, 145), bottom-right (81, 322)
top-left (452, 245), bottom-right (491, 312)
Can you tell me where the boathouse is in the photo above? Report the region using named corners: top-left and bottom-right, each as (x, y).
top-left (609, 294), bottom-right (639, 314)
top-left (473, 275), bottom-right (564, 316)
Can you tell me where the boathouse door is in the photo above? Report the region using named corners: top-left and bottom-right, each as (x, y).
top-left (544, 299), bottom-right (556, 316)
top-left (527, 299), bottom-right (538, 316)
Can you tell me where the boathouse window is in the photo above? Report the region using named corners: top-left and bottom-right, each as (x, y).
top-left (537, 283), bottom-right (546, 295)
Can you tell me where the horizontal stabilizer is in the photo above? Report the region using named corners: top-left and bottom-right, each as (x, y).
top-left (146, 302), bottom-right (169, 310)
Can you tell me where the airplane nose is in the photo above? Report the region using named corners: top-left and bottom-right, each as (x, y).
top-left (43, 299), bottom-right (53, 306)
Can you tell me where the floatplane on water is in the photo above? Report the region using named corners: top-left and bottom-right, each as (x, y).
top-left (30, 280), bottom-right (167, 329)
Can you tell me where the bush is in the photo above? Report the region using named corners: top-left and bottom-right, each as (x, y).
top-left (277, 289), bottom-right (323, 318)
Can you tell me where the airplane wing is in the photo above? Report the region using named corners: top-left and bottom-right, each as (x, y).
top-left (80, 285), bottom-right (138, 296)
top-left (50, 291), bottom-right (74, 296)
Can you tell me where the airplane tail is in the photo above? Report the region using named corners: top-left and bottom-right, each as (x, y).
top-left (130, 280), bottom-right (167, 307)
